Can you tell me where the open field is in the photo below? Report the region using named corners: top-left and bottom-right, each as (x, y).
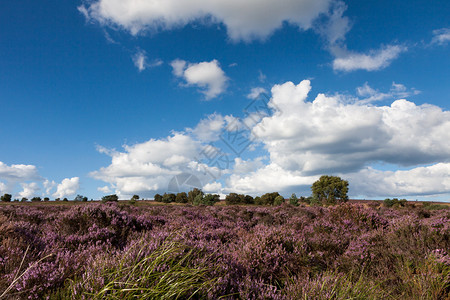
top-left (0, 202), bottom-right (449, 299)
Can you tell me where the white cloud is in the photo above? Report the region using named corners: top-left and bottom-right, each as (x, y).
top-left (91, 80), bottom-right (450, 199)
top-left (203, 182), bottom-right (223, 193)
top-left (98, 185), bottom-right (112, 194)
top-left (333, 45), bottom-right (407, 72)
top-left (233, 157), bottom-right (265, 174)
top-left (187, 113), bottom-right (237, 142)
top-left (356, 82), bottom-right (420, 103)
top-left (53, 177), bottom-right (80, 199)
top-left (43, 179), bottom-right (56, 195)
top-left (18, 182), bottom-right (40, 199)
top-left (132, 49), bottom-right (162, 72)
top-left (247, 87), bottom-right (268, 100)
top-left (316, 1), bottom-right (351, 45)
top-left (0, 182), bottom-right (6, 194)
top-left (171, 59), bottom-right (228, 99)
top-left (90, 133), bottom-right (204, 197)
top-left (348, 164), bottom-right (450, 197)
top-left (0, 161), bottom-right (41, 181)
top-left (79, 0), bottom-right (333, 42)
top-left (432, 28), bottom-right (450, 45)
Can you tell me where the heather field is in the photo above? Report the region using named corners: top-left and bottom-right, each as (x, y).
top-left (0, 202), bottom-right (449, 299)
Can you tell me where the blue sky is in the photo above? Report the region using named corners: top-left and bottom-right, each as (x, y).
top-left (1, 0), bottom-right (449, 200)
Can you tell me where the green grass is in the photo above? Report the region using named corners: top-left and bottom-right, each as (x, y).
top-left (64, 238), bottom-right (218, 299)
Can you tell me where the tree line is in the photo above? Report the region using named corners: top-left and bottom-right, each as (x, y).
top-left (1, 175), bottom-right (350, 206)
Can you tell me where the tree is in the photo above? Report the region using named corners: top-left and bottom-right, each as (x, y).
top-left (43, 197), bottom-right (50, 202)
top-left (188, 188), bottom-right (203, 204)
top-left (31, 197), bottom-right (42, 202)
top-left (175, 192), bottom-right (188, 203)
top-left (102, 194), bottom-right (118, 202)
top-left (74, 194), bottom-right (85, 202)
top-left (131, 195), bottom-right (140, 201)
top-left (21, 197), bottom-right (28, 202)
top-left (274, 195), bottom-right (285, 206)
top-left (1, 193), bottom-right (12, 202)
top-left (311, 175), bottom-right (349, 205)
top-left (154, 194), bottom-right (163, 202)
top-left (162, 193), bottom-right (176, 203)
top-left (193, 193), bottom-right (219, 206)
top-left (259, 192), bottom-right (281, 205)
top-left (289, 193), bottom-right (299, 206)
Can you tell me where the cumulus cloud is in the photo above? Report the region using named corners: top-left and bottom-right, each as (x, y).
top-left (348, 164), bottom-right (450, 197)
top-left (0, 161), bottom-right (41, 181)
top-left (98, 185), bottom-right (111, 194)
top-left (171, 59), bottom-right (228, 99)
top-left (432, 28), bottom-right (450, 45)
top-left (53, 177), bottom-right (80, 199)
top-left (132, 49), bottom-right (162, 72)
top-left (333, 45), bottom-right (407, 72)
top-left (79, 0), bottom-right (333, 42)
top-left (0, 182), bottom-right (6, 194)
top-left (187, 113), bottom-right (237, 142)
top-left (18, 182), bottom-right (40, 199)
top-left (90, 133), bottom-right (205, 197)
top-left (91, 80), bottom-right (450, 199)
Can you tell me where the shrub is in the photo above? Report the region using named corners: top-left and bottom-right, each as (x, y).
top-left (102, 194), bottom-right (118, 203)
top-left (289, 193), bottom-right (299, 206)
top-left (31, 197), bottom-right (42, 202)
top-left (274, 195), bottom-right (284, 206)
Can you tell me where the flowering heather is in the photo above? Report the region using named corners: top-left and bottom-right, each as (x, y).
top-left (0, 202), bottom-right (449, 299)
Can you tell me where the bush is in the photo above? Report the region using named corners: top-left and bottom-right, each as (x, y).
top-left (31, 197), bottom-right (42, 202)
top-left (289, 193), bottom-right (299, 206)
top-left (102, 194), bottom-right (118, 202)
top-left (274, 195), bottom-right (285, 206)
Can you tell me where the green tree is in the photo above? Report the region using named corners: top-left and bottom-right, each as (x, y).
top-left (274, 195), bottom-right (285, 206)
top-left (74, 194), bottom-right (87, 202)
top-left (43, 197), bottom-right (50, 202)
top-left (21, 197), bottom-right (28, 202)
top-left (131, 195), bottom-right (140, 201)
top-left (188, 188), bottom-right (203, 204)
top-left (162, 193), bottom-right (176, 203)
top-left (193, 193), bottom-right (219, 206)
top-left (1, 193), bottom-right (12, 202)
top-left (102, 194), bottom-right (119, 202)
top-left (175, 192), bottom-right (188, 203)
top-left (289, 193), bottom-right (299, 206)
top-left (259, 192), bottom-right (281, 205)
top-left (311, 175), bottom-right (349, 205)
top-left (154, 194), bottom-right (163, 202)
top-left (31, 196), bottom-right (42, 202)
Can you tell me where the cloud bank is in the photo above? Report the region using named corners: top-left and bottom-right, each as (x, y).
top-left (92, 80), bottom-right (450, 198)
